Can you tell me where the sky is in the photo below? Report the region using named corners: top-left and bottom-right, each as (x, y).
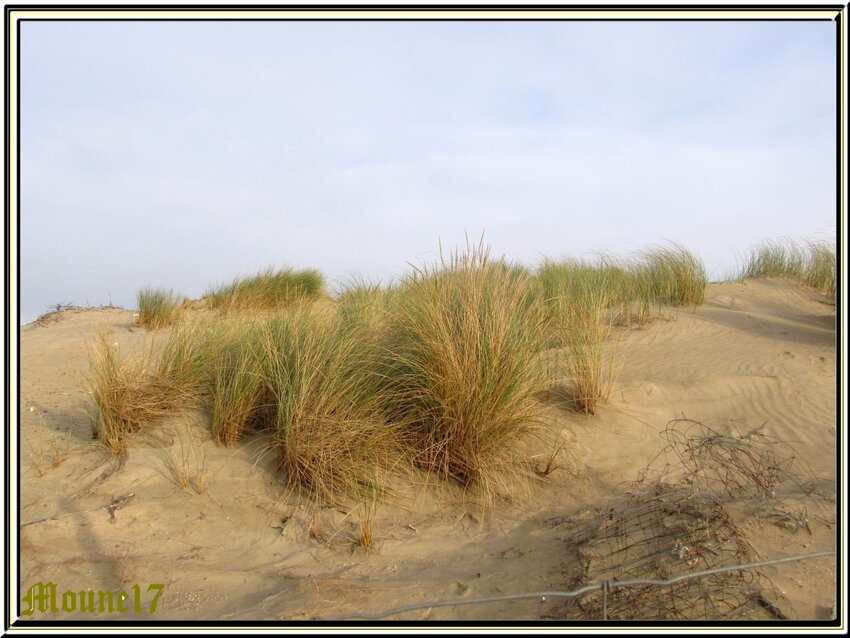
top-left (18, 19), bottom-right (837, 323)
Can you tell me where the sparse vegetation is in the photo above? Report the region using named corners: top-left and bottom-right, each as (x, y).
top-left (25, 407), bottom-right (72, 473)
top-left (137, 287), bottom-right (183, 329)
top-left (162, 425), bottom-right (208, 493)
top-left (355, 487), bottom-right (379, 550)
top-left (534, 244), bottom-right (705, 414)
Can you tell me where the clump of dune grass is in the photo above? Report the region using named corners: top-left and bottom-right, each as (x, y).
top-left (148, 315), bottom-right (270, 446)
top-left (88, 317), bottom-right (238, 454)
top-left (210, 350), bottom-right (265, 446)
top-left (534, 245), bottom-right (707, 414)
top-left (555, 290), bottom-right (615, 415)
top-left (137, 287), bottom-right (182, 329)
top-left (536, 259), bottom-right (618, 414)
top-left (357, 501), bottom-right (377, 549)
top-left (153, 317), bottom-right (231, 399)
top-left (383, 241), bottom-right (549, 498)
top-left (641, 244), bottom-right (707, 307)
top-left (803, 241), bottom-right (836, 297)
top-left (86, 331), bottom-right (175, 454)
top-left (738, 238), bottom-right (836, 299)
top-left (739, 239), bottom-right (808, 281)
top-left (257, 302), bottom-right (399, 503)
top-left (205, 267), bottom-right (325, 313)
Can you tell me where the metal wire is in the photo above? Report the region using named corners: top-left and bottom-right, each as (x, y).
top-left (319, 550), bottom-right (835, 621)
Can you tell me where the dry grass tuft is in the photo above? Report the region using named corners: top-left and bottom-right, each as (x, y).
top-left (640, 244), bottom-right (707, 308)
top-left (383, 239), bottom-right (549, 499)
top-left (738, 238), bottom-right (836, 299)
top-left (205, 267), bottom-right (325, 313)
top-left (137, 287), bottom-right (183, 329)
top-left (258, 303), bottom-right (398, 503)
top-left (86, 331), bottom-right (174, 454)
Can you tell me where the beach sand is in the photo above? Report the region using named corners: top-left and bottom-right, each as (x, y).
top-left (17, 278), bottom-right (838, 622)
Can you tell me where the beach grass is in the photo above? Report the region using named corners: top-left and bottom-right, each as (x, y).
top-left (257, 302), bottom-right (399, 502)
top-left (739, 238), bottom-right (836, 298)
top-left (640, 244), bottom-right (707, 308)
top-left (803, 241), bottom-right (836, 298)
top-left (87, 239), bottom-right (716, 500)
top-left (86, 331), bottom-right (174, 454)
top-left (137, 287), bottom-right (182, 329)
top-left (205, 267), bottom-right (325, 313)
top-left (382, 241), bottom-right (549, 498)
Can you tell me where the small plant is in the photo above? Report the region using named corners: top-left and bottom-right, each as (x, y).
top-left (48, 433), bottom-right (70, 468)
top-left (561, 291), bottom-right (615, 415)
top-left (194, 469), bottom-right (207, 495)
top-left (536, 258), bottom-right (623, 414)
top-left (26, 407), bottom-right (72, 471)
top-left (351, 480), bottom-right (380, 550)
top-left (163, 425), bottom-right (208, 493)
top-left (137, 287), bottom-right (182, 329)
top-left (308, 512), bottom-right (325, 542)
top-left (26, 440), bottom-right (47, 477)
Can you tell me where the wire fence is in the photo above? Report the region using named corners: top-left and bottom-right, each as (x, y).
top-left (320, 549), bottom-right (836, 621)
top-left (319, 420), bottom-right (836, 622)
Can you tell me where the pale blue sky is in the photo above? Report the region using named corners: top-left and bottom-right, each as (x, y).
top-left (20, 20), bottom-right (836, 322)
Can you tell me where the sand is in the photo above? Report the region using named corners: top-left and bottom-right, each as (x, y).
top-left (16, 278), bottom-right (838, 622)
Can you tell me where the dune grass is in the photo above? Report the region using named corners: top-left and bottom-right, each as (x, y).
top-left (739, 239), bottom-right (808, 280)
top-left (640, 244), bottom-right (707, 308)
top-left (536, 260), bottom-right (618, 414)
top-left (551, 290), bottom-right (614, 415)
top-left (739, 238), bottom-right (836, 298)
top-left (803, 241), bottom-right (837, 297)
top-left (210, 339), bottom-right (266, 446)
top-left (137, 287), bottom-right (182, 329)
top-left (88, 240), bottom-right (713, 502)
top-left (382, 242), bottom-right (549, 497)
top-left (535, 245), bottom-right (706, 413)
top-left (88, 317), bottom-right (242, 454)
top-left (205, 267), bottom-right (325, 313)
top-left (257, 302), bottom-right (399, 502)
top-left (86, 332), bottom-right (175, 454)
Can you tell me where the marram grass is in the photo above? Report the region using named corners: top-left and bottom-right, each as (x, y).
top-left (257, 302), bottom-right (400, 502)
top-left (88, 240), bottom-right (717, 502)
top-left (205, 267), bottom-right (325, 313)
top-left (137, 287), bottom-right (183, 329)
top-left (739, 238), bottom-right (836, 298)
top-left (86, 331), bottom-right (175, 454)
top-left (383, 242), bottom-right (550, 499)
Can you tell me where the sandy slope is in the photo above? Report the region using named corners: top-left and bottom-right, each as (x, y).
top-left (16, 279), bottom-right (838, 622)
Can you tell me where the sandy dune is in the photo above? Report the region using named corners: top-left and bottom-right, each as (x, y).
top-left (16, 279), bottom-right (838, 622)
